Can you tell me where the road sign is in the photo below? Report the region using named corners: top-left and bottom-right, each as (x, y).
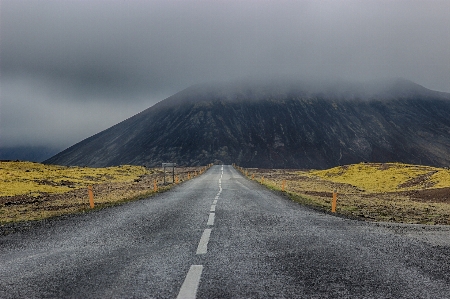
top-left (162, 163), bottom-right (176, 167)
top-left (162, 163), bottom-right (176, 184)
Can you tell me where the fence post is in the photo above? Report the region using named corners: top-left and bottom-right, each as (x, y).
top-left (163, 166), bottom-right (166, 185)
top-left (172, 165), bottom-right (175, 183)
top-left (332, 189), bottom-right (337, 213)
top-left (88, 186), bottom-right (94, 209)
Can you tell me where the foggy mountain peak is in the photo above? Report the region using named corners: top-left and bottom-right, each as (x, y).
top-left (154, 78), bottom-right (446, 109)
top-left (45, 79), bottom-right (450, 169)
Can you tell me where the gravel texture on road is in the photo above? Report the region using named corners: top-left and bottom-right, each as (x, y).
top-left (1, 165), bottom-right (449, 298)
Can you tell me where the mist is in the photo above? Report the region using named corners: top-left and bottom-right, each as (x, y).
top-left (1, 0), bottom-right (449, 158)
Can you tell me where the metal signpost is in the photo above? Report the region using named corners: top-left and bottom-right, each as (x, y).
top-left (162, 163), bottom-right (176, 185)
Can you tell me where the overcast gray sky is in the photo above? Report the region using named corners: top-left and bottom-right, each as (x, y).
top-left (1, 0), bottom-right (449, 151)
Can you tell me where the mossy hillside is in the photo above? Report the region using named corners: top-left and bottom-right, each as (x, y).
top-left (0, 161), bottom-right (149, 197)
top-left (309, 163), bottom-right (450, 193)
top-left (0, 162), bottom-right (209, 225)
top-left (238, 163), bottom-right (450, 225)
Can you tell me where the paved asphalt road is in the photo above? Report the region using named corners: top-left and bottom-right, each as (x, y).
top-left (1, 165), bottom-right (450, 298)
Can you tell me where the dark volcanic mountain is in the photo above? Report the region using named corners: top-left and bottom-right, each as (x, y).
top-left (44, 79), bottom-right (450, 169)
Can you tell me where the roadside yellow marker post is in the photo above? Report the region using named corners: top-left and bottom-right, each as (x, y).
top-left (188, 172), bottom-right (191, 179)
top-left (153, 180), bottom-right (157, 192)
top-left (251, 174), bottom-right (255, 180)
top-left (332, 189), bottom-right (337, 213)
top-left (176, 175), bottom-right (179, 184)
top-left (282, 180), bottom-right (286, 192)
top-left (88, 186), bottom-right (94, 209)
top-left (261, 176), bottom-right (264, 184)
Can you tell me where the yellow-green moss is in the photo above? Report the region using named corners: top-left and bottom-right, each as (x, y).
top-left (310, 163), bottom-right (449, 192)
top-left (0, 161), bottom-right (149, 197)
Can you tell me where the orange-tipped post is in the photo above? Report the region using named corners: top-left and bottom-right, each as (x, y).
top-left (88, 186), bottom-right (94, 209)
top-left (332, 189), bottom-right (337, 213)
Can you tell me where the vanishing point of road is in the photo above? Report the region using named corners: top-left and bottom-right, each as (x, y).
top-left (1, 165), bottom-right (449, 298)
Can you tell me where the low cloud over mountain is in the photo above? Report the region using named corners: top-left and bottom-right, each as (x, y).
top-left (45, 79), bottom-right (450, 169)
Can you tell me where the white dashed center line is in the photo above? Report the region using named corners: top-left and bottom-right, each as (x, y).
top-left (176, 265), bottom-right (203, 299)
top-left (196, 229), bottom-right (212, 255)
top-left (207, 213), bottom-right (215, 226)
top-left (178, 168), bottom-right (226, 298)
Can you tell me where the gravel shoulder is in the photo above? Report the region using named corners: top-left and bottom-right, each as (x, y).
top-left (373, 221), bottom-right (450, 247)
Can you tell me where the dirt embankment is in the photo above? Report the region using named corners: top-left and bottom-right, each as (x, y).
top-left (0, 165), bottom-right (208, 225)
top-left (236, 164), bottom-right (450, 225)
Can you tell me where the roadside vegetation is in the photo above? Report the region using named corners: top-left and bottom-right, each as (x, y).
top-left (0, 161), bottom-right (209, 224)
top-left (236, 163), bottom-right (450, 225)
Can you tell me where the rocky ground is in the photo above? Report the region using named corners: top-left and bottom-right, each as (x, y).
top-left (238, 165), bottom-right (450, 225)
top-left (0, 166), bottom-right (207, 232)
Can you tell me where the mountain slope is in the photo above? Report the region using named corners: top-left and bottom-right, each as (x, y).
top-left (44, 79), bottom-right (450, 168)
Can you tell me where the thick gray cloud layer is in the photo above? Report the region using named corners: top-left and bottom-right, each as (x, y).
top-left (1, 0), bottom-right (449, 149)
